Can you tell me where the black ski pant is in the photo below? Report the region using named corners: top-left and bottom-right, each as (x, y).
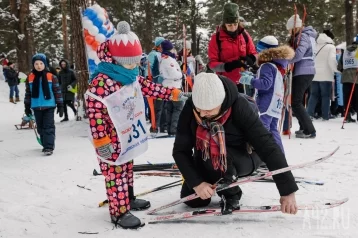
top-left (154, 100), bottom-right (167, 131)
top-left (292, 75), bottom-right (316, 134)
top-left (166, 101), bottom-right (184, 134)
top-left (63, 100), bottom-right (76, 119)
top-left (34, 108), bottom-right (56, 150)
top-left (343, 83), bottom-right (358, 115)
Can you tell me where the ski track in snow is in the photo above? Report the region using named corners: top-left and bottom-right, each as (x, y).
top-left (0, 81), bottom-right (357, 238)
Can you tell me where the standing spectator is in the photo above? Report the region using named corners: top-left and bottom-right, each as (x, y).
top-left (307, 31), bottom-right (338, 121)
top-left (285, 14), bottom-right (317, 138)
top-left (0, 53), bottom-right (6, 81)
top-left (148, 36), bottom-right (167, 133)
top-left (338, 35), bottom-right (358, 122)
top-left (139, 53), bottom-right (149, 120)
top-left (58, 59), bottom-right (77, 122)
top-left (4, 62), bottom-right (20, 103)
top-left (208, 2), bottom-right (257, 93)
top-left (332, 47), bottom-right (344, 117)
top-left (160, 40), bottom-right (185, 136)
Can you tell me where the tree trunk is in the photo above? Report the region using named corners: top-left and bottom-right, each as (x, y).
top-left (61, 0), bottom-right (70, 60)
top-left (345, 0), bottom-right (354, 45)
top-left (196, 33), bottom-right (201, 55)
top-left (69, 0), bottom-right (89, 117)
top-left (356, 0), bottom-right (358, 36)
top-left (190, 0), bottom-right (197, 55)
top-left (143, 0), bottom-right (153, 53)
top-left (26, 2), bottom-right (34, 72)
top-left (69, 20), bottom-right (74, 65)
top-left (10, 0), bottom-right (30, 73)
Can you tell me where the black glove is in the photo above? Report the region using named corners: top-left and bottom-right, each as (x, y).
top-left (224, 60), bottom-right (247, 72)
top-left (240, 55), bottom-right (256, 67)
top-left (25, 104), bottom-right (32, 117)
top-left (57, 105), bottom-right (64, 117)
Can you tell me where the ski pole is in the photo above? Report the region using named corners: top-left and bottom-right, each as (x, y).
top-left (98, 179), bottom-right (183, 207)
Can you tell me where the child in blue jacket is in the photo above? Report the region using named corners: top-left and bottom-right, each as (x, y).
top-left (24, 53), bottom-right (64, 155)
top-left (239, 36), bottom-right (295, 153)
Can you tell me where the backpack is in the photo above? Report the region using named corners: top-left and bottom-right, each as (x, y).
top-left (216, 26), bottom-right (249, 61)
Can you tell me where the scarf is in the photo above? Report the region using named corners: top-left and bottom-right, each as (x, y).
top-left (162, 51), bottom-right (176, 59)
top-left (193, 107), bottom-right (232, 173)
top-left (31, 69), bottom-right (51, 100)
top-left (89, 62), bottom-right (139, 85)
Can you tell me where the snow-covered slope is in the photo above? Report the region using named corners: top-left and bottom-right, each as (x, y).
top-left (0, 79), bottom-right (357, 238)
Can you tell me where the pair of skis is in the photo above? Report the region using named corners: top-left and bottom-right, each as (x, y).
top-left (146, 147), bottom-right (348, 223)
top-left (133, 166), bottom-right (325, 186)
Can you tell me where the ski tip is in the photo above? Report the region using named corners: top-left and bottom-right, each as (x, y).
top-left (324, 197), bottom-right (349, 207)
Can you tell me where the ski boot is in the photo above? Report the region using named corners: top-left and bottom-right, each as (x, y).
top-left (219, 193), bottom-right (242, 215)
top-left (111, 211), bottom-right (144, 229)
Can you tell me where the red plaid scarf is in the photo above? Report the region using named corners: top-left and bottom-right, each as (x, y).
top-left (193, 108), bottom-right (232, 173)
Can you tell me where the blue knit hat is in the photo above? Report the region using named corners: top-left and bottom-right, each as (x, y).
top-left (154, 37), bottom-right (165, 47)
top-left (161, 40), bottom-right (173, 52)
top-left (32, 53), bottom-right (48, 67)
top-left (256, 36), bottom-right (279, 53)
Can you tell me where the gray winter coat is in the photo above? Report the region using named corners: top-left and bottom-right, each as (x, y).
top-left (58, 59), bottom-right (77, 101)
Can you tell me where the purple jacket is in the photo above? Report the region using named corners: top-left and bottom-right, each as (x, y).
top-left (289, 26), bottom-right (317, 77)
top-left (251, 46), bottom-right (295, 113)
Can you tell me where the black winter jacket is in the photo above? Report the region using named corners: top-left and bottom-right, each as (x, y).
top-left (4, 67), bottom-right (19, 86)
top-left (58, 59), bottom-right (77, 101)
top-left (173, 76), bottom-right (298, 196)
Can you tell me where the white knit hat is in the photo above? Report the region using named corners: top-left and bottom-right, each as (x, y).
top-left (286, 14), bottom-right (302, 30)
top-left (192, 73), bottom-right (226, 110)
top-left (185, 40), bottom-right (191, 50)
top-left (108, 21), bottom-right (142, 65)
top-left (256, 36), bottom-right (279, 52)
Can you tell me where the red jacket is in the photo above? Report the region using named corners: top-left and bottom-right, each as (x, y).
top-left (208, 28), bottom-right (257, 84)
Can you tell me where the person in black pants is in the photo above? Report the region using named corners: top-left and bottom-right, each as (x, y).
top-left (174, 73), bottom-right (298, 214)
top-left (286, 14), bottom-right (317, 138)
top-left (58, 59), bottom-right (77, 122)
top-left (343, 83), bottom-right (358, 122)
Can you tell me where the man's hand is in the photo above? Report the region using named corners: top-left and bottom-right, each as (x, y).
top-left (280, 192), bottom-right (298, 214)
top-left (193, 182), bottom-right (215, 200)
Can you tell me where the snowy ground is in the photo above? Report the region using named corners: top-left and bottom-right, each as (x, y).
top-left (0, 80), bottom-right (357, 238)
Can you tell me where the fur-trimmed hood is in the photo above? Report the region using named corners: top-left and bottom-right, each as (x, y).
top-left (258, 45), bottom-right (295, 62)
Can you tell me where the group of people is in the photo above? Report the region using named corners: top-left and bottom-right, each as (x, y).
top-left (5, 1), bottom-right (357, 230)
top-left (1, 53), bottom-right (78, 155)
top-left (138, 37), bottom-right (204, 137)
top-left (83, 2), bottom-right (301, 229)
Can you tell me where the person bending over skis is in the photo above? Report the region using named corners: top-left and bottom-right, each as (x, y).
top-left (173, 72), bottom-right (298, 214)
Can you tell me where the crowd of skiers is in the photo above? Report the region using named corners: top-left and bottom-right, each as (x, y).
top-left (2, 1), bottom-right (358, 230)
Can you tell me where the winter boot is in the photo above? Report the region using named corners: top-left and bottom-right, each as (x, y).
top-left (16, 97), bottom-right (20, 102)
top-left (60, 118), bottom-right (69, 122)
top-left (282, 130), bottom-right (290, 135)
top-left (344, 114), bottom-right (356, 123)
top-left (110, 211), bottom-right (144, 229)
top-left (295, 132), bottom-right (316, 139)
top-left (9, 98), bottom-right (16, 104)
top-left (219, 193), bottom-right (242, 215)
top-left (129, 186), bottom-right (151, 210)
top-left (295, 130), bottom-right (304, 135)
top-left (43, 148), bottom-right (53, 156)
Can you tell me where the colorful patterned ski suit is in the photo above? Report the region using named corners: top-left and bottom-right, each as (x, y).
top-left (86, 41), bottom-right (177, 218)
